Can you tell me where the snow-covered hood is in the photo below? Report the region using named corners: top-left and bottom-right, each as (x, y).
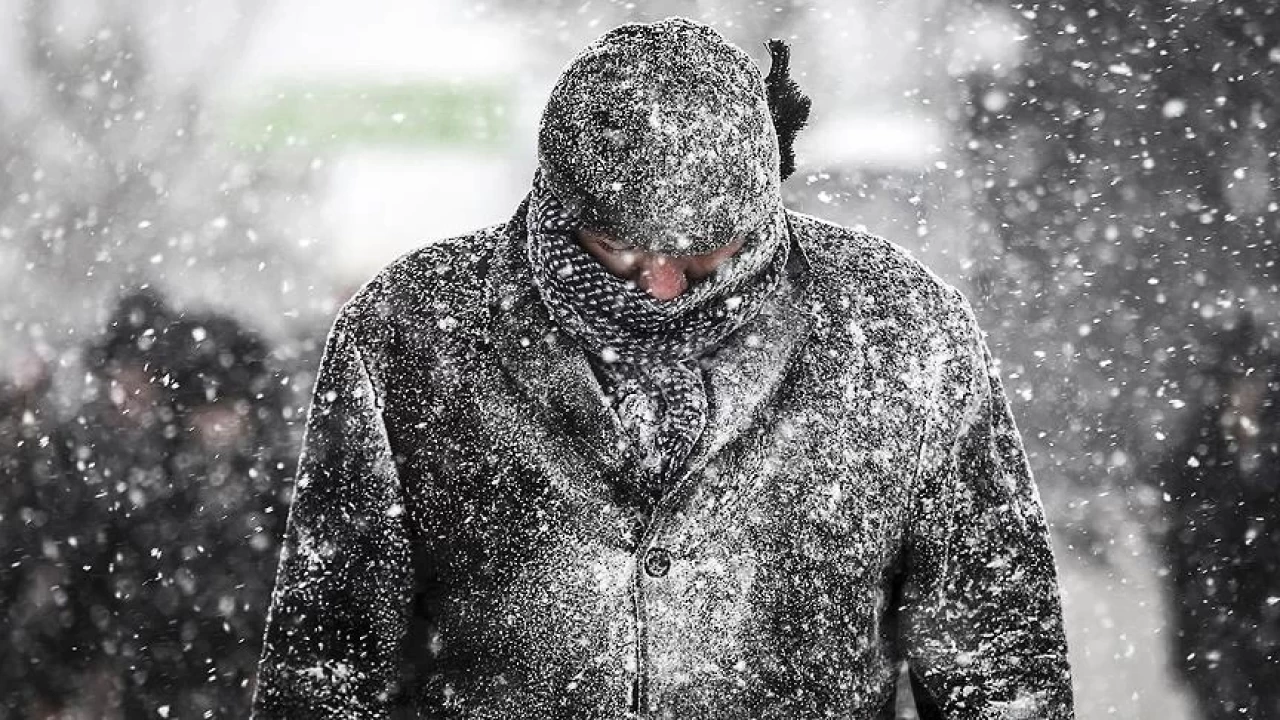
top-left (535, 17), bottom-right (782, 256)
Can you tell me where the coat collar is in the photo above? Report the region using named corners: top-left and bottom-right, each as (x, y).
top-left (482, 195), bottom-right (817, 485)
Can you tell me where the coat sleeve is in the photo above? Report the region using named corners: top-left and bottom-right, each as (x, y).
top-left (252, 310), bottom-right (412, 719)
top-left (898, 291), bottom-right (1075, 719)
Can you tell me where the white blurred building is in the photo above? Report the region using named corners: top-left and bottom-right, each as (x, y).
top-left (220, 0), bottom-right (998, 283)
top-left (227, 0), bottom-right (537, 281)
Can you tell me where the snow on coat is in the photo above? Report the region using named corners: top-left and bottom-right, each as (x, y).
top-left (254, 17), bottom-right (1073, 720)
top-left (252, 205), bottom-right (1074, 719)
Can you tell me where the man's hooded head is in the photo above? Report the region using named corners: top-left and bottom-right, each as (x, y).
top-left (536, 17), bottom-right (810, 256)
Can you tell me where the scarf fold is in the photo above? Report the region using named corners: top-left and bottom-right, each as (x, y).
top-left (524, 171), bottom-right (791, 499)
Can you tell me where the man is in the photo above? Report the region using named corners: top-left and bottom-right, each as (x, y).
top-left (255, 18), bottom-right (1074, 719)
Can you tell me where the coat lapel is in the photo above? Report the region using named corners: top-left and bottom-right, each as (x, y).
top-left (682, 219), bottom-right (816, 479)
top-left (484, 197), bottom-right (632, 477)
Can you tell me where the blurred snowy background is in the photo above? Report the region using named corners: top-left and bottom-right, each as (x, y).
top-left (2, 0), bottom-right (1277, 717)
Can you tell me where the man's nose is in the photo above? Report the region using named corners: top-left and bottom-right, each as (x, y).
top-left (637, 255), bottom-right (689, 301)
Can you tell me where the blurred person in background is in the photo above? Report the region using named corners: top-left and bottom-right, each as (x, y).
top-left (1, 289), bottom-right (292, 718)
top-left (255, 18), bottom-right (1073, 719)
top-left (3, 288), bottom-right (179, 718)
top-left (102, 308), bottom-right (292, 718)
top-left (1156, 314), bottom-right (1280, 720)
top-left (46, 287), bottom-right (187, 716)
top-left (0, 350), bottom-right (83, 719)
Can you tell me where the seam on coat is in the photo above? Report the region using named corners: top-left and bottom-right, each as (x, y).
top-left (931, 289), bottom-right (993, 600)
top-left (350, 328), bottom-right (415, 710)
top-left (630, 550), bottom-right (649, 717)
top-left (905, 286), bottom-right (980, 601)
top-left (906, 410), bottom-right (934, 546)
top-left (350, 338), bottom-right (387, 413)
top-left (903, 279), bottom-right (948, 582)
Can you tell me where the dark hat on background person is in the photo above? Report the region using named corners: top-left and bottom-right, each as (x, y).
top-left (536, 17), bottom-right (811, 255)
top-left (1204, 310), bottom-right (1264, 379)
top-left (164, 312), bottom-right (273, 413)
top-left (87, 287), bottom-right (178, 376)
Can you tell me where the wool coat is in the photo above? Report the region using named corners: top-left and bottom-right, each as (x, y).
top-left (252, 196), bottom-right (1075, 719)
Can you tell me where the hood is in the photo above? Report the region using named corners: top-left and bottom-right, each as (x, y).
top-left (536, 17), bottom-right (792, 256)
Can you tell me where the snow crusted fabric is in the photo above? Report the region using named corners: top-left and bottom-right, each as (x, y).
top-left (525, 171), bottom-right (790, 494)
top-left (526, 18), bottom-right (797, 496)
top-left (536, 18), bottom-right (785, 255)
top-left (253, 16), bottom-right (1076, 720)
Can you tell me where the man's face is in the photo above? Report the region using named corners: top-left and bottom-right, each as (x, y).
top-left (1221, 373), bottom-right (1269, 439)
top-left (189, 400), bottom-right (250, 451)
top-left (106, 363), bottom-right (162, 424)
top-left (575, 228), bottom-right (746, 301)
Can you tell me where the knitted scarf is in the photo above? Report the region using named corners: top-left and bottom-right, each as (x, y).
top-left (525, 171), bottom-right (791, 499)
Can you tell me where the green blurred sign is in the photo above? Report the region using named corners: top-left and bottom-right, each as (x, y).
top-left (231, 81), bottom-right (512, 149)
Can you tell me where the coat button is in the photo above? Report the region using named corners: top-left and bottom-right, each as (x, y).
top-left (643, 547), bottom-right (671, 578)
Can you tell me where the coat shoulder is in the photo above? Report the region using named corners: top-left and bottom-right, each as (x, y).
top-left (333, 222), bottom-right (507, 350)
top-left (787, 209), bottom-right (973, 332)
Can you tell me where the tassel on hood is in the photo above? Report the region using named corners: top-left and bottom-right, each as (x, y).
top-left (764, 38), bottom-right (812, 183)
